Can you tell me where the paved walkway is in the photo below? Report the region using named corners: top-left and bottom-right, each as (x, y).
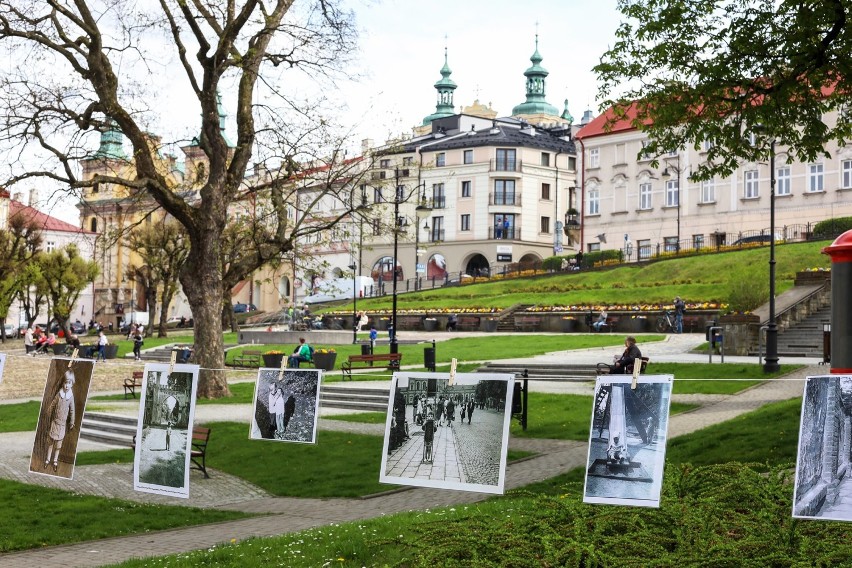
top-left (0, 334), bottom-right (823, 567)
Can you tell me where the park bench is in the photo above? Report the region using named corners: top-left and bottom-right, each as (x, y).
top-left (341, 352), bottom-right (403, 380)
top-left (233, 349), bottom-right (262, 368)
top-left (682, 316), bottom-right (701, 333)
top-left (591, 315), bottom-right (619, 333)
top-left (596, 356), bottom-right (650, 376)
top-left (457, 315), bottom-right (481, 331)
top-left (514, 315), bottom-right (541, 331)
top-left (190, 426), bottom-right (212, 478)
top-left (132, 425), bottom-right (211, 478)
top-left (123, 371), bottom-right (144, 399)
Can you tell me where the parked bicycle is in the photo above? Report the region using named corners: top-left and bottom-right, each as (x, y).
top-left (656, 310), bottom-right (676, 332)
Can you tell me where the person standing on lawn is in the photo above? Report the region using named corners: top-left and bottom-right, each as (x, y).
top-left (674, 296), bottom-right (686, 334)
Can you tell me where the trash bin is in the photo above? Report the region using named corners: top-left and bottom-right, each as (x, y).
top-left (705, 320), bottom-right (717, 341)
top-left (511, 382), bottom-right (522, 414)
top-left (423, 318), bottom-right (438, 332)
top-left (361, 344), bottom-right (373, 356)
top-left (424, 346), bottom-right (436, 372)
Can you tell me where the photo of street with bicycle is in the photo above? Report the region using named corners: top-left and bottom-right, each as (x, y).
top-left (380, 372), bottom-right (514, 494)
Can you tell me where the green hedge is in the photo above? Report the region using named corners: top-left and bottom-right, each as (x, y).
top-left (813, 216), bottom-right (852, 239)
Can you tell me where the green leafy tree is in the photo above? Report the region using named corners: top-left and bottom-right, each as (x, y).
top-left (0, 213), bottom-right (41, 340)
top-left (37, 244), bottom-right (99, 338)
top-left (596, 0), bottom-right (852, 177)
top-left (127, 219), bottom-right (191, 338)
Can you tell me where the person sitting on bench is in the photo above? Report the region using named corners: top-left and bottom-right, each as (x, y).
top-left (592, 310), bottom-right (608, 332)
top-left (288, 337), bottom-right (312, 368)
top-left (609, 336), bottom-right (642, 374)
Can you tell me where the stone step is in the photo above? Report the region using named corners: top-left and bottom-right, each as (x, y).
top-left (80, 412), bottom-right (137, 448)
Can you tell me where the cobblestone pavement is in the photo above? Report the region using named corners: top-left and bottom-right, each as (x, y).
top-left (0, 335), bottom-right (822, 568)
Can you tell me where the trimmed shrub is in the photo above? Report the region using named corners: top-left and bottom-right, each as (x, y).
top-left (813, 216), bottom-right (852, 240)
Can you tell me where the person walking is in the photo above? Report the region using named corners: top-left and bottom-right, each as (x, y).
top-left (132, 329), bottom-right (144, 361)
top-left (24, 327), bottom-right (34, 354)
top-left (96, 330), bottom-right (108, 362)
top-left (466, 400), bottom-right (474, 424)
top-left (673, 296), bottom-right (686, 334)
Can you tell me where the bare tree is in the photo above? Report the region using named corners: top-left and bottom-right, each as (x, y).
top-left (0, 1), bottom-right (372, 397)
top-left (127, 218), bottom-right (190, 337)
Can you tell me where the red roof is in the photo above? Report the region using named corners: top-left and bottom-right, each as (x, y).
top-left (576, 102), bottom-right (646, 140)
top-left (8, 200), bottom-right (91, 234)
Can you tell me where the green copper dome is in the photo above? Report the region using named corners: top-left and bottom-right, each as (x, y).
top-left (92, 119), bottom-right (126, 160)
top-left (512, 35), bottom-right (559, 117)
top-left (189, 91), bottom-right (234, 147)
top-left (422, 48), bottom-right (458, 126)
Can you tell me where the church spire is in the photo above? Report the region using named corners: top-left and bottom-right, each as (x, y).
top-left (92, 118), bottom-right (126, 160)
top-left (422, 46), bottom-right (458, 126)
top-left (511, 34), bottom-right (559, 118)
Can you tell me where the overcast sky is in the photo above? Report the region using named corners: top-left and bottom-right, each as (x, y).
top-left (37, 0), bottom-right (622, 225)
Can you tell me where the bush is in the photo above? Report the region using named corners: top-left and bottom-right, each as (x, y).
top-left (584, 248), bottom-right (623, 268)
top-left (813, 216), bottom-right (852, 240)
top-left (727, 279), bottom-right (768, 313)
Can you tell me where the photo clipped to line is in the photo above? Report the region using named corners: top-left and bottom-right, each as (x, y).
top-left (29, 357), bottom-right (96, 479)
top-left (583, 375), bottom-right (673, 508)
top-left (380, 371), bottom-right (515, 495)
top-left (250, 367), bottom-right (322, 444)
top-left (133, 363), bottom-right (199, 499)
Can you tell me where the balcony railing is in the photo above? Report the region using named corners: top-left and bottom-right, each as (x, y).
top-left (431, 196), bottom-right (446, 209)
top-left (488, 193), bottom-right (521, 206)
top-left (428, 229), bottom-right (445, 243)
top-left (490, 159), bottom-right (522, 172)
top-left (489, 227), bottom-right (520, 240)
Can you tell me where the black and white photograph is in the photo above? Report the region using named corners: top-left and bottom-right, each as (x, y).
top-left (583, 375), bottom-right (673, 508)
top-left (379, 372), bottom-right (514, 494)
top-left (29, 357), bottom-right (95, 479)
top-left (0, 352), bottom-right (5, 384)
top-left (133, 363), bottom-right (199, 499)
top-left (793, 374), bottom-right (852, 521)
top-left (250, 368), bottom-right (321, 444)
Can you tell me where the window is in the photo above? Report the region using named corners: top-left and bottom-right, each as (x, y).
top-left (588, 187), bottom-right (600, 215)
top-left (402, 156), bottom-right (413, 166)
top-left (640, 141), bottom-right (652, 161)
top-left (90, 218), bottom-right (98, 232)
top-left (638, 239), bottom-right (651, 259)
top-left (432, 183), bottom-right (446, 209)
top-left (589, 148), bottom-right (600, 168)
top-left (493, 179), bottom-right (516, 205)
top-left (777, 167), bottom-right (791, 195)
top-left (701, 179), bottom-right (715, 203)
top-left (431, 216), bottom-right (444, 242)
top-left (568, 157), bottom-right (576, 170)
top-left (373, 186), bottom-right (383, 204)
top-left (92, 182), bottom-right (100, 193)
top-left (588, 242), bottom-right (601, 253)
top-left (494, 214), bottom-right (516, 239)
top-left (460, 214), bottom-right (470, 231)
top-left (615, 143), bottom-right (625, 164)
top-left (461, 180), bottom-right (471, 197)
top-left (808, 163), bottom-right (824, 192)
top-left (693, 234), bottom-right (704, 249)
top-left (843, 160), bottom-right (852, 189)
top-left (541, 183), bottom-right (551, 200)
top-left (664, 236), bottom-right (679, 252)
top-left (702, 138), bottom-right (714, 152)
top-left (540, 216), bottom-right (550, 233)
top-left (46, 241), bottom-right (56, 253)
top-left (463, 149), bottom-right (473, 164)
top-left (436, 153), bottom-right (446, 167)
top-left (371, 219), bottom-right (381, 236)
top-left (639, 182), bottom-right (652, 210)
top-left (666, 179), bottom-right (679, 207)
top-left (379, 159), bottom-right (390, 169)
top-left (744, 170), bottom-right (759, 198)
top-left (495, 148), bottom-right (516, 171)
top-left (540, 152), bottom-right (550, 167)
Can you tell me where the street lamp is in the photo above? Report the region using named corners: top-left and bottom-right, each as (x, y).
top-left (349, 261), bottom-right (358, 344)
top-left (413, 201), bottom-right (432, 291)
top-left (662, 155), bottom-right (682, 252)
top-left (763, 137), bottom-right (780, 372)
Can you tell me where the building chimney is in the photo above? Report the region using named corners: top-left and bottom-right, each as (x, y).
top-left (361, 138), bottom-right (374, 155)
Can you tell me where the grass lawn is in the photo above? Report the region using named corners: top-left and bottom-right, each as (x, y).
top-left (0, 401), bottom-right (40, 433)
top-left (0, 478), bottom-right (249, 553)
top-left (656, 362), bottom-right (802, 394)
top-left (92, 381), bottom-right (258, 404)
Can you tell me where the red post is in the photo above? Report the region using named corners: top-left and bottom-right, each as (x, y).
top-left (822, 230), bottom-right (852, 374)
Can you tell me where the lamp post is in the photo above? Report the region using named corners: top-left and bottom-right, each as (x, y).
top-left (662, 155), bottom-right (682, 252)
top-left (764, 138), bottom-right (780, 372)
top-left (413, 202), bottom-right (432, 291)
top-left (387, 169), bottom-right (429, 354)
top-left (349, 261), bottom-right (358, 344)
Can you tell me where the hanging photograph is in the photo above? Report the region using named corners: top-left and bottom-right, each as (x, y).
top-left (583, 375), bottom-right (674, 508)
top-left (793, 375), bottom-right (852, 521)
top-left (0, 352), bottom-right (6, 384)
top-left (29, 357), bottom-right (96, 479)
top-left (250, 367), bottom-right (321, 444)
top-left (133, 363), bottom-right (199, 499)
top-left (379, 372), bottom-right (515, 494)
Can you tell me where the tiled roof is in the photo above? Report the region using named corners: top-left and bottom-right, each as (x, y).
top-left (576, 102), bottom-right (646, 140)
top-left (402, 124), bottom-right (575, 154)
top-left (9, 200), bottom-right (91, 234)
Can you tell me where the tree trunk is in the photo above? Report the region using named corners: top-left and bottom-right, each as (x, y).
top-left (180, 236), bottom-right (229, 399)
top-left (145, 287), bottom-right (157, 338)
top-left (158, 301), bottom-right (170, 338)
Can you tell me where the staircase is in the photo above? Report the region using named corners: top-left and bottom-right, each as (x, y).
top-left (775, 305), bottom-right (832, 358)
top-left (495, 304), bottom-right (535, 332)
top-left (132, 344), bottom-right (236, 362)
top-left (80, 412), bottom-right (137, 447)
top-left (476, 362), bottom-right (598, 380)
top-left (320, 385), bottom-right (389, 412)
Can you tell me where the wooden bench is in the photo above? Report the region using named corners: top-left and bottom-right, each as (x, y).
top-left (132, 425), bottom-right (211, 478)
top-left (514, 315), bottom-right (541, 331)
top-left (457, 315), bottom-right (481, 331)
top-left (123, 371), bottom-right (144, 399)
top-left (233, 349), bottom-right (262, 368)
top-left (592, 316), bottom-right (620, 333)
top-left (190, 426), bottom-right (212, 478)
top-left (341, 353), bottom-right (403, 380)
top-left (596, 356), bottom-right (650, 376)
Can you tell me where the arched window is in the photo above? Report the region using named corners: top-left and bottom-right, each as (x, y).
top-left (90, 217), bottom-right (98, 232)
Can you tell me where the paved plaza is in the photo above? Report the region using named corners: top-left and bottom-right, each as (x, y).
top-left (0, 333), bottom-right (822, 567)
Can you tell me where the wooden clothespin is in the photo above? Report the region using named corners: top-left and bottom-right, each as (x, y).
top-left (449, 358), bottom-right (457, 386)
top-left (168, 350), bottom-right (177, 377)
top-left (631, 362), bottom-right (640, 390)
top-left (278, 354), bottom-right (288, 382)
